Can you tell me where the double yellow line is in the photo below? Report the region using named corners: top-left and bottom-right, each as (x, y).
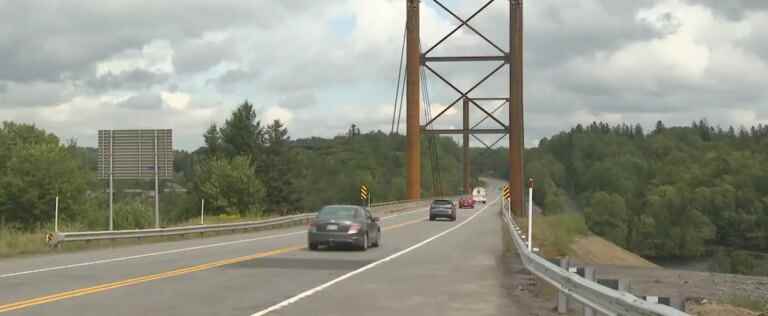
top-left (0, 217), bottom-right (428, 313)
top-left (0, 246), bottom-right (303, 313)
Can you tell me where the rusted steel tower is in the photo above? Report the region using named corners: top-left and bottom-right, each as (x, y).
top-left (406, 0), bottom-right (421, 200)
top-left (510, 0), bottom-right (524, 215)
top-left (406, 0), bottom-right (524, 213)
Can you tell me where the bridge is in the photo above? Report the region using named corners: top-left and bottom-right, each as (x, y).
top-left (1, 1), bottom-right (765, 316)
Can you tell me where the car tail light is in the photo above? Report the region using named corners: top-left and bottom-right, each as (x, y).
top-left (348, 223), bottom-right (361, 234)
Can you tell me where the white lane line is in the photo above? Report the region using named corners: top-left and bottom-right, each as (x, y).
top-left (250, 197), bottom-right (499, 316)
top-left (0, 207), bottom-right (428, 279)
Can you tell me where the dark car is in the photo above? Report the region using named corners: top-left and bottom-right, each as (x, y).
top-left (429, 199), bottom-right (456, 221)
top-left (308, 205), bottom-right (381, 251)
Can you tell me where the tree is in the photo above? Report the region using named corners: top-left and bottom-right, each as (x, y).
top-left (193, 156), bottom-right (265, 216)
top-left (220, 101), bottom-right (264, 159)
top-left (0, 122), bottom-right (91, 228)
top-left (203, 123), bottom-right (222, 157)
top-left (0, 142), bottom-right (89, 227)
top-left (262, 120), bottom-right (300, 214)
top-left (585, 191), bottom-right (628, 247)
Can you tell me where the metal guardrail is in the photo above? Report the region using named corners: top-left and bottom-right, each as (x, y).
top-left (47, 198), bottom-right (443, 246)
top-left (501, 205), bottom-right (690, 316)
top-left (48, 213), bottom-right (316, 246)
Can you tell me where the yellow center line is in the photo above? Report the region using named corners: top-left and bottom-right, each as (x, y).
top-left (382, 217), bottom-right (425, 231)
top-left (0, 215), bottom-right (430, 313)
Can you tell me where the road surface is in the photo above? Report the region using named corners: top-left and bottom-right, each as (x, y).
top-left (0, 184), bottom-right (555, 315)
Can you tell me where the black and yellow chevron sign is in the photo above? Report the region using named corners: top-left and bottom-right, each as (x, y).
top-left (502, 185), bottom-right (511, 199)
top-left (360, 184), bottom-right (369, 200)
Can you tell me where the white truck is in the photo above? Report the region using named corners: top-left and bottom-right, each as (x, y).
top-left (472, 187), bottom-right (487, 204)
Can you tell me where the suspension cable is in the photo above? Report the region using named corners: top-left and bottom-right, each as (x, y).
top-left (390, 22), bottom-right (407, 135)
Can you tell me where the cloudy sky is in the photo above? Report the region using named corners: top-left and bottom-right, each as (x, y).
top-left (1, 0), bottom-right (767, 150)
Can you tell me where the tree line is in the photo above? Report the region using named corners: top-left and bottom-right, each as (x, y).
top-left (0, 101), bottom-right (465, 231)
top-left (475, 120), bottom-right (768, 260)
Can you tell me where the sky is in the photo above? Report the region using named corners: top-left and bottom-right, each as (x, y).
top-left (0, 0), bottom-right (767, 150)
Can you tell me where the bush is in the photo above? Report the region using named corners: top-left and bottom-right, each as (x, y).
top-left (113, 198), bottom-right (154, 230)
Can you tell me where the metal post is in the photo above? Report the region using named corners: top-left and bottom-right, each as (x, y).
top-left (54, 195), bottom-right (59, 233)
top-left (463, 97), bottom-right (471, 194)
top-left (406, 0), bottom-right (421, 200)
top-left (201, 199), bottom-right (205, 225)
top-left (109, 130), bottom-right (114, 231)
top-left (558, 257), bottom-right (569, 313)
top-left (509, 0), bottom-right (525, 216)
top-left (618, 279), bottom-right (630, 292)
top-left (585, 267), bottom-right (596, 316)
top-left (154, 130), bottom-right (160, 229)
top-left (528, 179), bottom-right (533, 251)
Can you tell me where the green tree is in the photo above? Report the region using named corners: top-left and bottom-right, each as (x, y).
top-left (219, 101), bottom-right (263, 159)
top-left (585, 191), bottom-right (628, 247)
top-left (203, 123), bottom-right (222, 157)
top-left (262, 120), bottom-right (300, 214)
top-left (193, 156), bottom-right (265, 216)
top-left (0, 123), bottom-right (89, 228)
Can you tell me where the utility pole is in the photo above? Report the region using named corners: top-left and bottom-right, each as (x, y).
top-left (463, 97), bottom-right (471, 194)
top-left (406, 0), bottom-right (421, 200)
top-left (509, 0), bottom-right (525, 216)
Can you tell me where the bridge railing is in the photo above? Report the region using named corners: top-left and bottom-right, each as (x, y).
top-left (501, 202), bottom-right (690, 316)
top-left (47, 197), bottom-right (443, 247)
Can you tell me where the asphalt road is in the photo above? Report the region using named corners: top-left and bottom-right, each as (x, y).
top-left (0, 182), bottom-right (549, 316)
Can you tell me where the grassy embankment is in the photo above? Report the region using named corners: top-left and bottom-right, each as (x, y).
top-left (0, 213), bottom-right (272, 258)
top-left (516, 212), bottom-right (656, 268)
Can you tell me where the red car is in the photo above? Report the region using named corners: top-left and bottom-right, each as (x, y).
top-left (458, 196), bottom-right (475, 209)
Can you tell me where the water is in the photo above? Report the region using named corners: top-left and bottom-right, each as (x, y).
top-left (651, 256), bottom-right (714, 272)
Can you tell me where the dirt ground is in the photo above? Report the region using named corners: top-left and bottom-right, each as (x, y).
top-left (686, 301), bottom-right (762, 316)
top-left (565, 235), bottom-right (768, 316)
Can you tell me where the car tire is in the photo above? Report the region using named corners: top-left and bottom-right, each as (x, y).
top-left (372, 230), bottom-right (381, 247)
top-left (429, 216), bottom-right (435, 221)
top-left (359, 233), bottom-right (369, 251)
top-left (309, 243), bottom-right (319, 251)
top-left (451, 216), bottom-right (457, 221)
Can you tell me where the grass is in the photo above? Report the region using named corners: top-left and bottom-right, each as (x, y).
top-left (724, 295), bottom-right (768, 313)
top-left (517, 212), bottom-right (590, 258)
top-left (0, 226), bottom-right (51, 258)
top-left (0, 213), bottom-right (285, 258)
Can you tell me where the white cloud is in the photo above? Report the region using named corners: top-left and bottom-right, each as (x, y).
top-left (161, 91), bottom-right (191, 110)
top-left (1, 0), bottom-right (767, 150)
top-left (263, 106), bottom-right (294, 125)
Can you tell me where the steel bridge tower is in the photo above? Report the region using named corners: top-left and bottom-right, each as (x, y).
top-left (405, 0), bottom-right (524, 215)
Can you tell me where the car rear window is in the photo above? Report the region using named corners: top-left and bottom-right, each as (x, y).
top-left (317, 206), bottom-right (360, 220)
top-left (432, 200), bottom-right (452, 206)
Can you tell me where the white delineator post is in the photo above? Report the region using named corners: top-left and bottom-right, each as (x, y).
top-left (527, 178), bottom-right (533, 251)
top-left (54, 195), bottom-right (60, 233)
top-left (201, 199), bottom-right (205, 225)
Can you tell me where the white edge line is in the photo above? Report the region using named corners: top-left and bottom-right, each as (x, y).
top-left (249, 197), bottom-right (499, 316)
top-left (0, 206), bottom-right (428, 279)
